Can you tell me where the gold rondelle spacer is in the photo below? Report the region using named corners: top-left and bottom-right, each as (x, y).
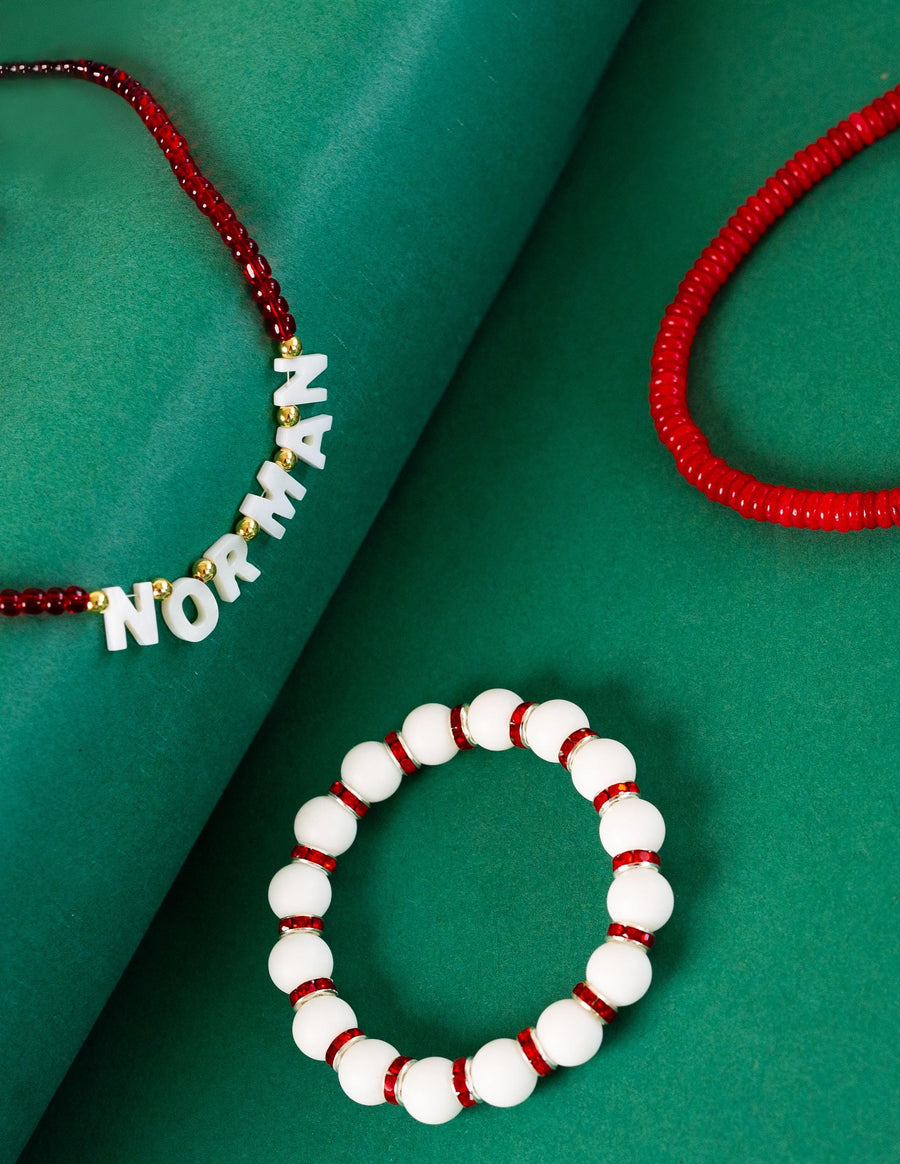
top-left (87, 589), bottom-right (109, 614)
top-left (279, 335), bottom-right (302, 359)
top-left (275, 447), bottom-right (298, 472)
top-left (276, 404), bottom-right (300, 427)
top-left (151, 578), bottom-right (173, 601)
top-left (191, 558), bottom-right (217, 584)
top-left (235, 516), bottom-right (259, 541)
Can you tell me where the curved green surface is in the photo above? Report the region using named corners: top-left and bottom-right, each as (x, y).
top-left (0, 0), bottom-right (639, 1156)
top-left (20, 0), bottom-right (900, 1160)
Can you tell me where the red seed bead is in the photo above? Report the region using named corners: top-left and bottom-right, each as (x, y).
top-left (449, 704), bottom-right (475, 750)
top-left (606, 922), bottom-right (655, 949)
top-left (384, 1056), bottom-right (414, 1105)
top-left (384, 731), bottom-right (419, 775)
top-left (572, 982), bottom-right (617, 1024)
top-left (516, 1028), bottom-right (555, 1077)
top-left (290, 845), bottom-right (337, 874)
top-left (21, 588), bottom-right (48, 614)
top-left (288, 977), bottom-right (336, 1008)
top-left (0, 589), bottom-right (23, 616)
top-left (325, 1028), bottom-right (364, 1069)
top-left (278, 915), bottom-right (324, 936)
top-left (63, 586), bottom-right (90, 613)
top-left (451, 1057), bottom-right (479, 1107)
top-left (45, 587), bottom-right (67, 615)
top-left (328, 781), bottom-right (370, 818)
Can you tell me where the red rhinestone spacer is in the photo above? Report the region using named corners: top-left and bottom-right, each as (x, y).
top-left (325, 1027), bottom-right (364, 1069)
top-left (517, 1028), bottom-right (555, 1077)
top-left (449, 704), bottom-right (475, 751)
top-left (290, 844), bottom-right (337, 874)
top-left (607, 922), bottom-right (655, 949)
top-left (384, 1055), bottom-right (414, 1105)
top-left (328, 781), bottom-right (370, 818)
top-left (451, 1056), bottom-right (478, 1107)
top-left (509, 701), bottom-right (537, 748)
top-left (572, 982), bottom-right (617, 1024)
top-left (278, 915), bottom-right (324, 936)
top-left (559, 728), bottom-right (599, 769)
top-left (384, 731), bottom-right (419, 774)
top-left (593, 781), bottom-right (641, 814)
top-left (288, 977), bottom-right (335, 1008)
top-left (612, 849), bottom-right (661, 872)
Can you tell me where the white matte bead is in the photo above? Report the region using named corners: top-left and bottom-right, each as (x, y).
top-left (272, 352), bottom-right (328, 406)
top-left (338, 1038), bottom-right (399, 1105)
top-left (340, 740), bottom-right (403, 802)
top-left (401, 704), bottom-right (458, 767)
top-left (607, 867), bottom-right (674, 932)
top-left (267, 932), bottom-right (333, 993)
top-left (535, 998), bottom-right (603, 1067)
top-left (525, 699), bottom-right (589, 763)
top-left (293, 796), bottom-right (357, 856)
top-left (203, 532), bottom-right (261, 603)
top-left (599, 796), bottom-right (666, 856)
top-left (277, 413), bottom-right (333, 470)
top-left (585, 940), bottom-right (652, 1007)
top-left (569, 737), bottom-right (637, 800)
top-left (470, 1038), bottom-right (537, 1107)
top-left (399, 1057), bottom-right (462, 1125)
top-left (267, 862), bottom-right (332, 918)
top-left (291, 994), bottom-right (357, 1060)
top-left (239, 460), bottom-right (307, 539)
top-left (101, 582), bottom-right (159, 651)
top-left (466, 688), bottom-right (523, 750)
top-left (161, 577), bottom-right (219, 643)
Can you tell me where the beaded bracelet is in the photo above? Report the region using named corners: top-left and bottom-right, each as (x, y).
top-left (267, 690), bottom-right (673, 1124)
top-left (651, 82), bottom-right (900, 530)
top-left (0, 61), bottom-right (332, 648)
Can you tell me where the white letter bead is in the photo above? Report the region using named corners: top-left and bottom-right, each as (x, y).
top-left (399, 1057), bottom-right (462, 1125)
top-left (525, 699), bottom-right (590, 763)
top-left (101, 582), bottom-right (159, 651)
top-left (291, 994), bottom-right (357, 1060)
top-left (161, 577), bottom-right (220, 643)
top-left (267, 932), bottom-right (334, 993)
top-left (338, 1038), bottom-right (400, 1105)
top-left (585, 940), bottom-right (652, 1007)
top-left (339, 741), bottom-right (403, 803)
top-left (569, 737), bottom-right (637, 800)
top-left (276, 413), bottom-right (333, 470)
top-left (599, 796), bottom-right (666, 856)
top-left (267, 862), bottom-right (332, 918)
top-left (272, 352), bottom-right (328, 406)
top-left (401, 704), bottom-right (458, 767)
top-left (293, 795), bottom-right (358, 855)
top-left (239, 460), bottom-right (307, 539)
top-left (466, 688), bottom-right (523, 751)
top-left (535, 998), bottom-right (604, 1067)
top-left (203, 532), bottom-right (261, 603)
top-left (606, 867), bottom-right (674, 932)
top-left (470, 1038), bottom-right (537, 1107)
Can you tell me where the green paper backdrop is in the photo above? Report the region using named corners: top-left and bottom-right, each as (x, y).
top-left (0, 0), bottom-right (639, 1157)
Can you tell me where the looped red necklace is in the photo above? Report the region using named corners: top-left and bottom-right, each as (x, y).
top-left (650, 83), bottom-right (900, 531)
top-left (0, 60), bottom-right (332, 649)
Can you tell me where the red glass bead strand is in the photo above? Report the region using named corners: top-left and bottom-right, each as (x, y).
top-left (0, 586), bottom-right (90, 616)
top-left (650, 84), bottom-right (900, 530)
top-left (0, 59), bottom-right (297, 344)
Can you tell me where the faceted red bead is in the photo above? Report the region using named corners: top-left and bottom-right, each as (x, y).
top-left (21, 587), bottom-right (48, 614)
top-left (328, 780), bottom-right (370, 818)
top-left (325, 1027), bottom-right (364, 1069)
top-left (0, 590), bottom-right (23, 616)
top-left (63, 586), bottom-right (90, 613)
top-left (384, 731), bottom-right (419, 775)
top-left (449, 704), bottom-right (475, 750)
top-left (290, 844), bottom-right (337, 874)
top-left (607, 922), bottom-right (655, 949)
top-left (288, 977), bottom-right (335, 1008)
top-left (451, 1057), bottom-right (478, 1106)
top-left (384, 1056), bottom-right (413, 1105)
top-left (572, 982), bottom-right (617, 1024)
top-left (559, 728), bottom-right (598, 769)
top-left (516, 1028), bottom-right (555, 1076)
top-left (509, 701), bottom-right (537, 748)
top-left (278, 915), bottom-right (324, 935)
top-left (612, 849), bottom-right (661, 872)
top-left (592, 781), bottom-right (641, 814)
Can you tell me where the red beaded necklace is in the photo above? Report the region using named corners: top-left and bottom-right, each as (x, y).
top-left (651, 83), bottom-right (900, 531)
top-left (0, 60), bottom-right (331, 648)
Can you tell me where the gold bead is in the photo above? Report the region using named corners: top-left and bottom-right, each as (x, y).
top-left (235, 516), bottom-right (259, 541)
top-left (275, 447), bottom-right (298, 472)
top-left (277, 404), bottom-right (300, 427)
top-left (87, 589), bottom-right (109, 614)
top-left (191, 558), bottom-right (217, 584)
top-left (151, 578), bottom-right (173, 601)
top-left (279, 335), bottom-right (302, 359)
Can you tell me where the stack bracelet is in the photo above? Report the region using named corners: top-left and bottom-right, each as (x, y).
top-left (651, 82), bottom-right (900, 530)
top-left (0, 60), bottom-right (332, 648)
top-left (267, 690), bottom-right (674, 1124)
